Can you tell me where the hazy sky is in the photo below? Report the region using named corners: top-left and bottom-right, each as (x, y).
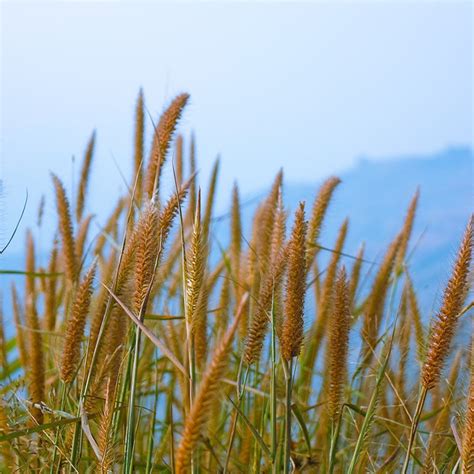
top-left (0, 1), bottom-right (472, 253)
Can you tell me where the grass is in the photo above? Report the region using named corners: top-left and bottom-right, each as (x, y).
top-left (0, 90), bottom-right (473, 473)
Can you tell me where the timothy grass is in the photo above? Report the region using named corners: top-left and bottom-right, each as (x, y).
top-left (0, 90), bottom-right (473, 473)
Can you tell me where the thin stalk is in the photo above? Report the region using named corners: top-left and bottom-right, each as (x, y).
top-left (255, 393), bottom-right (267, 474)
top-left (251, 364), bottom-right (263, 474)
top-left (125, 236), bottom-right (164, 472)
top-left (223, 363), bottom-right (249, 473)
top-left (185, 332), bottom-right (197, 474)
top-left (112, 340), bottom-right (132, 437)
top-left (328, 415), bottom-right (342, 474)
top-left (49, 381), bottom-right (66, 473)
top-left (402, 386), bottom-right (428, 474)
top-left (169, 393), bottom-right (176, 473)
top-left (68, 418), bottom-right (83, 472)
top-left (124, 326), bottom-right (141, 473)
top-left (145, 354), bottom-right (159, 474)
top-left (283, 358), bottom-right (294, 474)
top-left (270, 306), bottom-right (278, 470)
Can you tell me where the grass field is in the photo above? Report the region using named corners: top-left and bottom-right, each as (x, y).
top-left (0, 91), bottom-right (473, 473)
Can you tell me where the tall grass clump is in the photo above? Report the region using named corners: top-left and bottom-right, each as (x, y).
top-left (0, 91), bottom-right (472, 474)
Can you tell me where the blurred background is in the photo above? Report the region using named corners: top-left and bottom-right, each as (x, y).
top-left (0, 1), bottom-right (472, 312)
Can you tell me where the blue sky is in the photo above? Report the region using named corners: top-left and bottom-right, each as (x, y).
top-left (0, 1), bottom-right (472, 253)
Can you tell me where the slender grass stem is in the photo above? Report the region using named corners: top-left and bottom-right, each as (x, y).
top-left (328, 414), bottom-right (342, 474)
top-left (283, 358), bottom-right (294, 474)
top-left (223, 364), bottom-right (249, 473)
top-left (123, 326), bottom-right (141, 473)
top-left (270, 307), bottom-right (278, 470)
top-left (50, 381), bottom-right (67, 473)
top-left (145, 354), bottom-right (159, 474)
top-left (402, 385), bottom-right (428, 474)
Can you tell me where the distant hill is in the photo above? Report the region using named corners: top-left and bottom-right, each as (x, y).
top-left (223, 146), bottom-right (473, 315)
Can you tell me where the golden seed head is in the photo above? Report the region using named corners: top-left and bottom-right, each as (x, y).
top-left (51, 173), bottom-right (77, 283)
top-left (422, 216), bottom-right (473, 390)
top-left (133, 88), bottom-right (145, 198)
top-left (307, 176), bottom-right (341, 265)
top-left (133, 201), bottom-right (160, 314)
top-left (76, 131), bottom-right (96, 222)
top-left (60, 262), bottom-right (96, 383)
top-left (145, 93), bottom-right (190, 199)
top-left (281, 202), bottom-right (307, 360)
top-left (326, 266), bottom-right (351, 420)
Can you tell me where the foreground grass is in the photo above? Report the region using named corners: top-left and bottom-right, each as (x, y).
top-left (0, 91), bottom-right (473, 473)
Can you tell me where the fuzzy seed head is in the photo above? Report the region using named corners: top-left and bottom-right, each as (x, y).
top-left (60, 263), bottom-right (96, 383)
top-left (422, 217), bottom-right (473, 390)
top-left (281, 202), bottom-right (307, 360)
top-left (145, 93), bottom-right (190, 199)
top-left (51, 173), bottom-right (77, 283)
top-left (326, 266), bottom-right (351, 420)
